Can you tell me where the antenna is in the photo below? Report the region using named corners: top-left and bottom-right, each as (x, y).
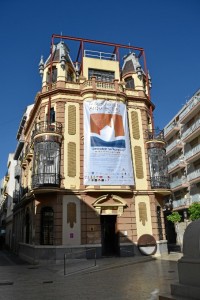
top-left (128, 42), bottom-right (131, 53)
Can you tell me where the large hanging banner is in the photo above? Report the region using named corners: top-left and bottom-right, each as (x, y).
top-left (84, 100), bottom-right (134, 185)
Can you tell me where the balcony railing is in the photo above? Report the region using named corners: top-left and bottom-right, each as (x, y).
top-left (190, 194), bottom-right (200, 203)
top-left (173, 198), bottom-right (190, 208)
top-left (146, 129), bottom-right (165, 142)
top-left (168, 157), bottom-right (185, 172)
top-left (182, 117), bottom-right (200, 140)
top-left (32, 173), bottom-right (60, 188)
top-left (164, 121), bottom-right (179, 136)
top-left (84, 49), bottom-right (117, 61)
top-left (170, 176), bottom-right (187, 189)
top-left (150, 176), bottom-right (169, 189)
top-left (187, 168), bottom-right (200, 182)
top-left (81, 79), bottom-right (124, 93)
top-left (185, 144), bottom-right (200, 160)
top-left (179, 95), bottom-right (200, 121)
top-left (32, 121), bottom-right (62, 139)
top-left (166, 139), bottom-right (182, 153)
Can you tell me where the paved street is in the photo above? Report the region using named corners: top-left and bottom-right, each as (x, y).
top-left (0, 250), bottom-right (182, 300)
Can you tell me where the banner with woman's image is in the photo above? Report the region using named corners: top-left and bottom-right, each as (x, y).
top-left (84, 99), bottom-right (134, 185)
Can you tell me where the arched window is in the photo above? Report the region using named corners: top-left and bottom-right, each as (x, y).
top-left (41, 207), bottom-right (54, 245)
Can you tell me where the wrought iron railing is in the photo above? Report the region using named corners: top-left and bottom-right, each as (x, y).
top-left (146, 129), bottom-right (165, 142)
top-left (32, 173), bottom-right (60, 188)
top-left (150, 176), bottom-right (169, 189)
top-left (32, 121), bottom-right (62, 139)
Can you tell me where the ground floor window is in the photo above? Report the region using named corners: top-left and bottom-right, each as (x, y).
top-left (41, 207), bottom-right (54, 245)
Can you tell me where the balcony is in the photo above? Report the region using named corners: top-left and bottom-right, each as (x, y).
top-left (173, 198), bottom-right (191, 209)
top-left (166, 139), bottom-right (183, 156)
top-left (32, 121), bottom-right (62, 140)
top-left (32, 173), bottom-right (60, 188)
top-left (190, 194), bottom-right (200, 203)
top-left (81, 78), bottom-right (124, 95)
top-left (150, 176), bottom-right (169, 189)
top-left (168, 157), bottom-right (186, 174)
top-left (164, 122), bottom-right (180, 140)
top-left (185, 144), bottom-right (200, 163)
top-left (170, 177), bottom-right (188, 190)
top-left (146, 129), bottom-right (165, 143)
top-left (182, 117), bottom-right (200, 143)
top-left (187, 168), bottom-right (200, 183)
top-left (179, 95), bottom-right (200, 123)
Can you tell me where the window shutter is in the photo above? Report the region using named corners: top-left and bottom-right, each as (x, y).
top-left (68, 105), bottom-right (76, 135)
top-left (134, 146), bottom-right (144, 179)
top-left (131, 111), bottom-right (140, 140)
top-left (68, 142), bottom-right (76, 177)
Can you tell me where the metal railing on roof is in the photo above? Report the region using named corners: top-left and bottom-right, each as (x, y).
top-left (84, 49), bottom-right (116, 61)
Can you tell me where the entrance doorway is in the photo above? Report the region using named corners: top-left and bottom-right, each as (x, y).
top-left (101, 215), bottom-right (119, 256)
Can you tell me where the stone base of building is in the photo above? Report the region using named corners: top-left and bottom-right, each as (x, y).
top-left (18, 243), bottom-right (137, 264)
top-left (18, 240), bottom-right (168, 264)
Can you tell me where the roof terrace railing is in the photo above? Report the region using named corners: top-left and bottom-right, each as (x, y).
top-left (84, 49), bottom-right (116, 61)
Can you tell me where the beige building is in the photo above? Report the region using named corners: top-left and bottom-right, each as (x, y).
top-left (0, 154), bottom-right (16, 249)
top-left (11, 35), bottom-right (170, 263)
top-left (164, 89), bottom-right (200, 244)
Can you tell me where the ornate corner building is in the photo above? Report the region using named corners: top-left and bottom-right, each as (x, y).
top-left (10, 35), bottom-right (170, 263)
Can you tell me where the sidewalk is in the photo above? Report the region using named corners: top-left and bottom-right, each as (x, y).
top-left (0, 252), bottom-right (182, 300)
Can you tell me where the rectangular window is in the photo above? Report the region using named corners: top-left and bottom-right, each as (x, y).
top-left (88, 69), bottom-right (115, 82)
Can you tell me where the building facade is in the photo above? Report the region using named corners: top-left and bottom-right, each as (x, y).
top-left (11, 35), bottom-right (170, 263)
top-left (164, 89), bottom-right (200, 243)
top-left (0, 154), bottom-right (16, 249)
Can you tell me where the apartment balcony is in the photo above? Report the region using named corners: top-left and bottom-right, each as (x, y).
top-left (179, 95), bottom-right (200, 124)
top-left (187, 168), bottom-right (200, 184)
top-left (170, 177), bottom-right (188, 191)
top-left (150, 176), bottom-right (170, 189)
top-left (13, 190), bottom-right (20, 204)
top-left (172, 198), bottom-right (191, 209)
top-left (182, 117), bottom-right (200, 143)
top-left (185, 144), bottom-right (200, 163)
top-left (32, 121), bottom-right (62, 142)
top-left (166, 139), bottom-right (183, 156)
top-left (32, 173), bottom-right (60, 188)
top-left (164, 122), bottom-right (180, 140)
top-left (190, 194), bottom-right (200, 203)
top-left (168, 157), bottom-right (186, 174)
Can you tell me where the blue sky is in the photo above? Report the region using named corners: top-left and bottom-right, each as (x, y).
top-left (0, 0), bottom-right (200, 178)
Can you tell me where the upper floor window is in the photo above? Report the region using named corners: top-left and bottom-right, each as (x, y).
top-left (67, 70), bottom-right (73, 82)
top-left (50, 107), bottom-right (55, 123)
top-left (124, 76), bottom-right (135, 89)
top-left (46, 66), bottom-right (57, 83)
top-left (88, 69), bottom-right (115, 82)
